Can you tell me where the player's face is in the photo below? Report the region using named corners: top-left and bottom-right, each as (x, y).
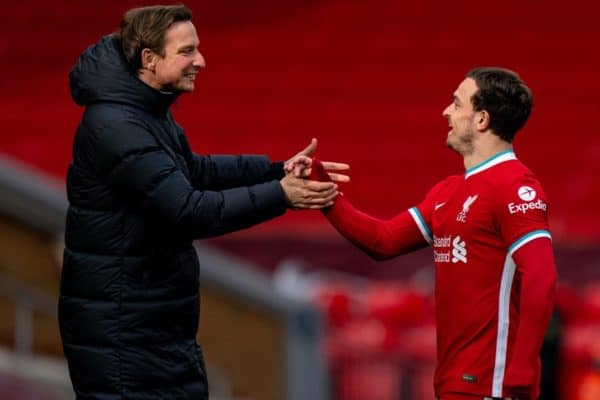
top-left (442, 78), bottom-right (479, 156)
top-left (153, 21), bottom-right (206, 92)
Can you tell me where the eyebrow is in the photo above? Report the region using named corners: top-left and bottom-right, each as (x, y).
top-left (178, 44), bottom-right (196, 52)
top-left (178, 40), bottom-right (199, 50)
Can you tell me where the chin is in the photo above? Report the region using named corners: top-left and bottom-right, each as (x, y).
top-left (173, 80), bottom-right (195, 92)
top-left (446, 139), bottom-right (460, 153)
top-left (178, 85), bottom-right (195, 93)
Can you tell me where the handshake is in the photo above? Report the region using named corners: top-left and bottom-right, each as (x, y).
top-left (280, 138), bottom-right (350, 210)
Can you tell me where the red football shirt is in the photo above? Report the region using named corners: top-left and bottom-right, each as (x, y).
top-left (410, 150), bottom-right (552, 397)
top-left (313, 150), bottom-right (555, 398)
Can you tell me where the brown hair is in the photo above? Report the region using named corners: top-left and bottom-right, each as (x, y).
top-left (467, 67), bottom-right (533, 143)
top-left (119, 4), bottom-right (192, 70)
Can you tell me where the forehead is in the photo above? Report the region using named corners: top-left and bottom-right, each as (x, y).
top-left (164, 20), bottom-right (199, 48)
top-left (455, 77), bottom-right (478, 101)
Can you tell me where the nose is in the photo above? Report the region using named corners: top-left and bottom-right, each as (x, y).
top-left (442, 104), bottom-right (452, 118)
top-left (194, 51), bottom-right (206, 69)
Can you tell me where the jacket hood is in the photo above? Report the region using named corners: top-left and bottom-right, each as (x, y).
top-left (69, 34), bottom-right (179, 115)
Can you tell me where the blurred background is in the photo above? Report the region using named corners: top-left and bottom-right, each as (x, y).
top-left (1, 0), bottom-right (600, 399)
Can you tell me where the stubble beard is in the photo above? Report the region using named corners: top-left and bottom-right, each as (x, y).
top-left (447, 129), bottom-right (475, 157)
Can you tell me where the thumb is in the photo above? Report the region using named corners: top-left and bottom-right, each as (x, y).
top-left (299, 138), bottom-right (318, 157)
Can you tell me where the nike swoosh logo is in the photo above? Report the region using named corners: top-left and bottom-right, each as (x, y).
top-left (435, 202), bottom-right (446, 210)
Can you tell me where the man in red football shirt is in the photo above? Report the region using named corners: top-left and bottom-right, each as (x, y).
top-left (303, 67), bottom-right (557, 400)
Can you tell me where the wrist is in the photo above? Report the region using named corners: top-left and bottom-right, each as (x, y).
top-left (268, 161), bottom-right (286, 180)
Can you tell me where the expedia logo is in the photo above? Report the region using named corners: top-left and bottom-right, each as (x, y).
top-left (508, 198), bottom-right (548, 214)
top-left (518, 186), bottom-right (536, 201)
top-left (508, 185), bottom-right (547, 214)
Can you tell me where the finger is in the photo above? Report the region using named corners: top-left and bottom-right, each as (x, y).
top-left (294, 190), bottom-right (338, 208)
top-left (321, 190), bottom-right (339, 204)
top-left (301, 167), bottom-right (312, 177)
top-left (289, 156), bottom-right (312, 176)
top-left (321, 161), bottom-right (350, 171)
top-left (303, 180), bottom-right (337, 192)
top-left (327, 173), bottom-right (350, 183)
top-left (313, 187), bottom-right (338, 201)
top-left (307, 202), bottom-right (334, 209)
top-left (290, 155), bottom-right (312, 166)
top-left (293, 164), bottom-right (311, 178)
top-left (284, 162), bottom-right (294, 173)
top-left (299, 138), bottom-right (318, 157)
top-left (302, 187), bottom-right (338, 204)
top-left (294, 167), bottom-right (310, 178)
top-left (306, 195), bottom-right (337, 209)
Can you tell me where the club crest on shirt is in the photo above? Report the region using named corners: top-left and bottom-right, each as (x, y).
top-left (456, 194), bottom-right (478, 223)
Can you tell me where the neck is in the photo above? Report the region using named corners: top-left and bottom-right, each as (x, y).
top-left (138, 69), bottom-right (162, 91)
top-left (463, 135), bottom-right (513, 170)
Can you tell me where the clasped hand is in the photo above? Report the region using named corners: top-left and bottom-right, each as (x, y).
top-left (280, 138), bottom-right (349, 209)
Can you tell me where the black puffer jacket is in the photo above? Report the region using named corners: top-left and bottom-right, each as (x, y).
top-left (59, 35), bottom-right (286, 399)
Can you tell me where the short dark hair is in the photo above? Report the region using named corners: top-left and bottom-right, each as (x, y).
top-left (119, 5), bottom-right (192, 70)
top-left (467, 67), bottom-right (533, 143)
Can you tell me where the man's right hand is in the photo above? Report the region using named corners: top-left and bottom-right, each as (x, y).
top-left (280, 174), bottom-right (338, 209)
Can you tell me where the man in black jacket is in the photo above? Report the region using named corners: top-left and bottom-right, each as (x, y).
top-left (59, 5), bottom-right (348, 399)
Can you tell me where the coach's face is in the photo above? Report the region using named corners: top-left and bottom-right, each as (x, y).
top-left (143, 21), bottom-right (206, 93)
top-left (442, 78), bottom-right (480, 156)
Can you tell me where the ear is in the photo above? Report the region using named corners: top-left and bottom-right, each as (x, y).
top-left (476, 110), bottom-right (490, 131)
top-left (140, 48), bottom-right (158, 72)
